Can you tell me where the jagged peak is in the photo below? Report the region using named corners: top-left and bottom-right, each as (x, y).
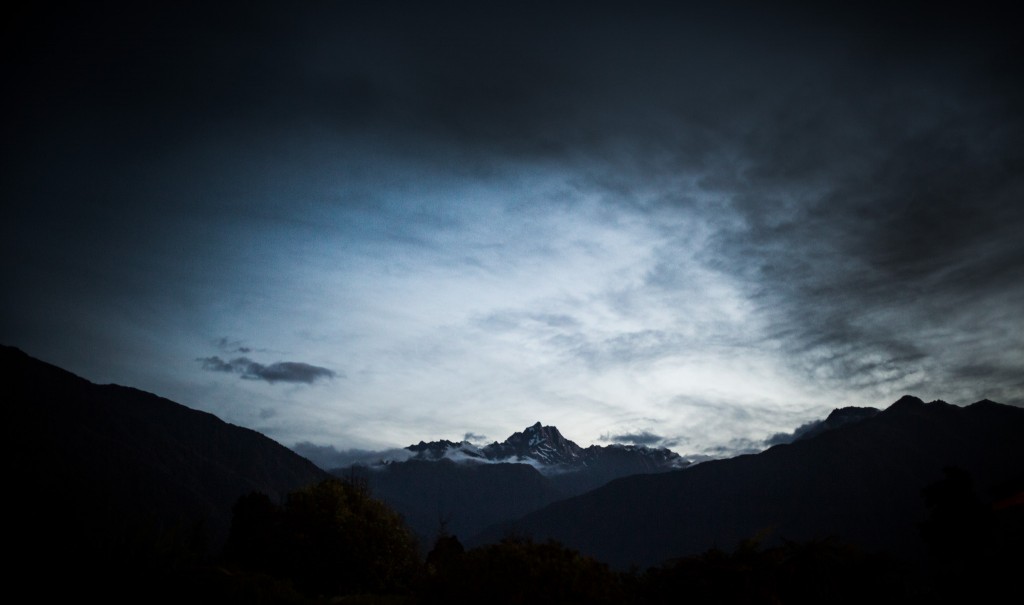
top-left (886, 395), bottom-right (925, 412)
top-left (396, 421), bottom-right (687, 475)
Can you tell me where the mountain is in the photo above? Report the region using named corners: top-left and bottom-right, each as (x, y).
top-left (793, 405), bottom-right (880, 442)
top-left (474, 396), bottom-right (1024, 569)
top-left (481, 422), bottom-right (588, 466)
top-left (347, 459), bottom-right (564, 547)
top-left (406, 421), bottom-right (687, 480)
top-left (3, 345), bottom-right (329, 565)
top-left (338, 422), bottom-right (688, 544)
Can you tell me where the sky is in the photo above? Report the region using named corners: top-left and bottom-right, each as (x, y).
top-left (3, 1), bottom-right (1022, 460)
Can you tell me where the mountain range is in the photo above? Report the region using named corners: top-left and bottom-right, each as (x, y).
top-left (408, 421), bottom-right (687, 473)
top-left (473, 396), bottom-right (1024, 569)
top-left (337, 421), bottom-right (688, 544)
top-left (5, 343), bottom-right (1021, 584)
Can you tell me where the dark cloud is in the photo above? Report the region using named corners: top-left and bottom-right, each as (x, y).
top-left (215, 337), bottom-right (252, 354)
top-left (198, 356), bottom-right (336, 384)
top-left (199, 356), bottom-right (235, 373)
top-left (699, 437), bottom-right (765, 458)
top-left (463, 432), bottom-right (487, 442)
top-left (676, 12), bottom-right (1024, 403)
top-left (764, 420), bottom-right (825, 447)
top-left (600, 430), bottom-right (680, 448)
top-left (602, 431), bottom-right (665, 446)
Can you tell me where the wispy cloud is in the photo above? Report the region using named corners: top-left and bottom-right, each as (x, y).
top-left (214, 337), bottom-right (252, 354)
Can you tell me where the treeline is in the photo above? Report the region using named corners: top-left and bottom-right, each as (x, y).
top-left (52, 471), bottom-right (1020, 604)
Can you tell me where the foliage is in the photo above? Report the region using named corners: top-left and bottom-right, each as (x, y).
top-left (919, 467), bottom-right (1024, 602)
top-left (420, 536), bottom-right (627, 605)
top-left (225, 478), bottom-right (420, 598)
top-left (640, 535), bottom-right (907, 605)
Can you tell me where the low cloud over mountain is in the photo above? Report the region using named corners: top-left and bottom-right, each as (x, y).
top-left (291, 442), bottom-right (413, 470)
top-left (600, 430), bottom-right (680, 448)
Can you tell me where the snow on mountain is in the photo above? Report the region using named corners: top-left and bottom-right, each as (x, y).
top-left (404, 422), bottom-right (687, 475)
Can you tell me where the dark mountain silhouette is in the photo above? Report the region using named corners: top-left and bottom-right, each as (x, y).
top-left (337, 422), bottom-right (688, 543)
top-left (794, 405), bottom-right (881, 441)
top-left (347, 459), bottom-right (564, 545)
top-left (3, 345), bottom-right (329, 565)
top-left (474, 396), bottom-right (1024, 569)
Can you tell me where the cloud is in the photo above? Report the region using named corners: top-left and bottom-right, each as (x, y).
top-left (199, 356), bottom-right (235, 373)
top-left (570, 330), bottom-right (691, 370)
top-left (678, 23), bottom-right (1024, 405)
top-left (291, 442), bottom-right (413, 470)
top-left (214, 337), bottom-right (251, 354)
top-left (4, 0), bottom-right (1021, 460)
top-left (476, 310), bottom-right (581, 333)
top-left (198, 356), bottom-right (337, 384)
top-left (601, 430), bottom-right (666, 447)
top-left (764, 420), bottom-right (825, 447)
top-left (463, 432), bottom-right (487, 443)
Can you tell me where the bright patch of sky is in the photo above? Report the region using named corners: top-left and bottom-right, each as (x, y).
top-left (155, 151), bottom-right (823, 456)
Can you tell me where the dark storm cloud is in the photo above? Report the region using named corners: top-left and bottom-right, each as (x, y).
top-left (697, 44), bottom-right (1024, 401)
top-left (198, 356), bottom-right (336, 385)
top-left (590, 6), bottom-right (1024, 403)
top-left (463, 432), bottom-right (487, 442)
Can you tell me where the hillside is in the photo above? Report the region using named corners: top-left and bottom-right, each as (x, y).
top-left (3, 345), bottom-right (329, 563)
top-left (337, 422), bottom-right (687, 542)
top-left (475, 396), bottom-right (1024, 569)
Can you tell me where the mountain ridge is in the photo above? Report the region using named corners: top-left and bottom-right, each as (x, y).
top-left (472, 395), bottom-right (1024, 569)
top-left (3, 344), bottom-right (329, 557)
top-left (405, 421), bottom-right (688, 474)
top-left (337, 422), bottom-right (690, 545)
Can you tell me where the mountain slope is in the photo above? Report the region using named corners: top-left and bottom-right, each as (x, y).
top-left (349, 459), bottom-right (565, 544)
top-left (475, 396), bottom-right (1024, 569)
top-left (3, 345), bottom-right (329, 559)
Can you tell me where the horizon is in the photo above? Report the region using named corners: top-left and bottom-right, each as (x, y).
top-left (3, 3), bottom-right (1022, 459)
top-left (3, 338), bottom-right (1003, 467)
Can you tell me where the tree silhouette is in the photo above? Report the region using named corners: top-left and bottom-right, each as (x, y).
top-left (421, 536), bottom-right (625, 605)
top-left (919, 467), bottom-right (1024, 602)
top-left (225, 479), bottom-right (420, 598)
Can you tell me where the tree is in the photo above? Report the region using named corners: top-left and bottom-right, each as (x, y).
top-left (225, 479), bottom-right (420, 598)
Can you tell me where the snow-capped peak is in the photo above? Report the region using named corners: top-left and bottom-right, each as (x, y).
top-left (404, 422), bottom-right (687, 476)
